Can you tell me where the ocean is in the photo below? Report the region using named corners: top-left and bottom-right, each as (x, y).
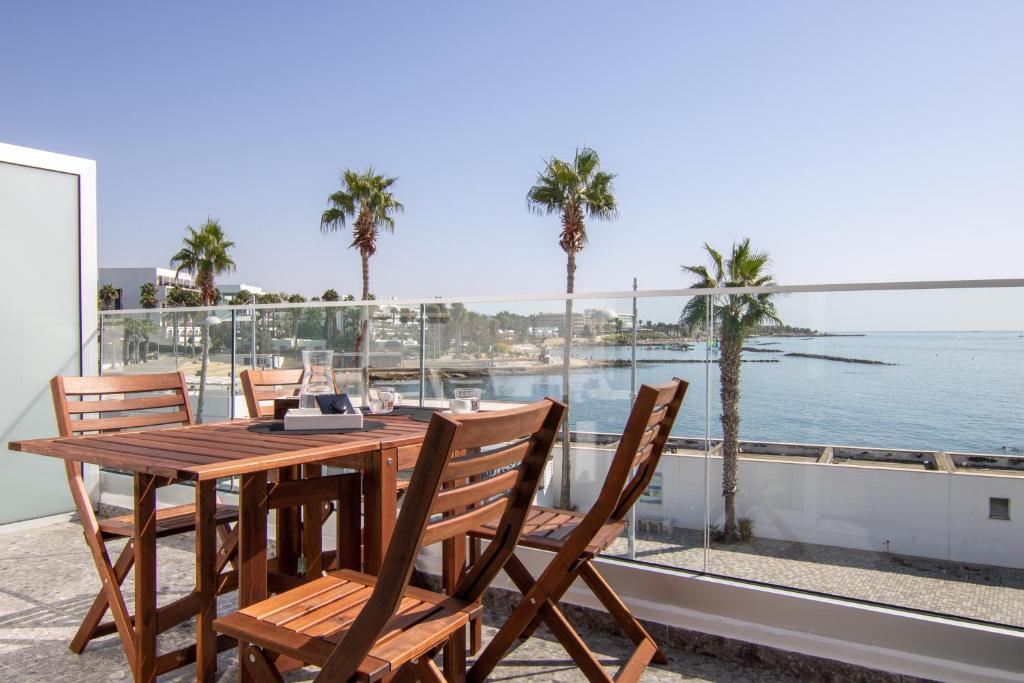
top-left (420, 332), bottom-right (1024, 455)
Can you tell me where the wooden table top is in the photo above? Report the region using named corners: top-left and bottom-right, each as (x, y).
top-left (7, 416), bottom-right (429, 481)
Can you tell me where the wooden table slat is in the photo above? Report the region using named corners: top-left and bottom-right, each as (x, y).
top-left (9, 416), bottom-right (429, 481)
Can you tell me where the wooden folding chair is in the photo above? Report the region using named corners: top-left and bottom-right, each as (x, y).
top-left (240, 367), bottom-right (339, 418)
top-left (50, 373), bottom-right (241, 658)
top-left (214, 397), bottom-right (566, 682)
top-left (468, 378), bottom-right (688, 683)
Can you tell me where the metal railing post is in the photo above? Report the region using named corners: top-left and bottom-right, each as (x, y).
top-left (704, 294), bottom-right (713, 572)
top-left (419, 303), bottom-right (426, 406)
top-left (172, 312), bottom-right (179, 367)
top-left (251, 304), bottom-right (257, 370)
top-left (628, 278), bottom-right (638, 559)
top-left (230, 309), bottom-right (236, 419)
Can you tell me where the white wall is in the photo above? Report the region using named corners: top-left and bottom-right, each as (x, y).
top-left (99, 267), bottom-right (157, 310)
top-left (545, 447), bottom-right (1024, 569)
top-left (0, 144), bottom-right (97, 522)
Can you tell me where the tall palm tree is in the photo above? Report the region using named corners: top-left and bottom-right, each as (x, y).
top-left (680, 239), bottom-right (781, 541)
top-left (527, 147), bottom-right (617, 509)
top-left (320, 168), bottom-right (403, 354)
top-left (171, 219), bottom-right (236, 422)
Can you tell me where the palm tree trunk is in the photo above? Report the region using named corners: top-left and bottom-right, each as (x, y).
top-left (355, 251), bottom-right (370, 352)
top-left (197, 326), bottom-right (210, 423)
top-left (357, 250), bottom-right (371, 398)
top-left (719, 331), bottom-right (742, 540)
top-left (558, 250), bottom-right (576, 510)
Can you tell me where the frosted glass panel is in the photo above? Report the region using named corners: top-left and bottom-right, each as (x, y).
top-left (0, 161), bottom-right (79, 523)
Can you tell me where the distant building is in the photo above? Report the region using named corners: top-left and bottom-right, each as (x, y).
top-left (219, 283), bottom-right (264, 303)
top-left (532, 308), bottom-right (621, 337)
top-left (99, 267), bottom-right (264, 309)
top-left (99, 267), bottom-right (197, 309)
top-left (534, 311), bottom-right (584, 337)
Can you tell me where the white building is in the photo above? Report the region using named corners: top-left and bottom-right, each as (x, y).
top-left (533, 308), bottom-right (621, 337)
top-left (218, 282), bottom-right (264, 303)
top-left (99, 267), bottom-right (197, 309)
top-left (99, 267), bottom-right (263, 308)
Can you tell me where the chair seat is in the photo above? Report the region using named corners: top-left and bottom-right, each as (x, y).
top-left (99, 504), bottom-right (239, 539)
top-left (214, 569), bottom-right (479, 682)
top-left (470, 505), bottom-right (626, 557)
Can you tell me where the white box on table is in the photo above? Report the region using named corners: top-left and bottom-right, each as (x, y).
top-left (283, 408), bottom-right (364, 430)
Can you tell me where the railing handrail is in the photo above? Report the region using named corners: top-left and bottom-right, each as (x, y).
top-left (98, 276), bottom-right (1024, 316)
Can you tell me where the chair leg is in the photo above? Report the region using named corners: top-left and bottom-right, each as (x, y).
top-left (217, 521), bottom-right (239, 572)
top-left (63, 462), bottom-right (138, 670)
top-left (519, 562), bottom-right (580, 640)
top-left (242, 645), bottom-right (286, 683)
top-left (468, 554), bottom-right (609, 683)
top-left (412, 657), bottom-right (449, 682)
top-left (70, 538), bottom-right (135, 653)
top-left (501, 555), bottom-right (611, 682)
top-left (468, 537), bottom-right (482, 655)
top-left (577, 561), bottom-right (667, 665)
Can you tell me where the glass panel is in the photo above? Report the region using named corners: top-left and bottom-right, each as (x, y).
top-left (588, 294), bottom-right (709, 573)
top-left (94, 284), bottom-right (1024, 628)
top-left (0, 162), bottom-right (79, 523)
top-left (701, 288), bottom-right (1024, 629)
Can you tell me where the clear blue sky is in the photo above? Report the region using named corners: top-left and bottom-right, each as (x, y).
top-left (2, 2), bottom-right (1022, 326)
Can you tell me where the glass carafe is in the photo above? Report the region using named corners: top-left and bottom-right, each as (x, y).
top-left (299, 349), bottom-right (334, 409)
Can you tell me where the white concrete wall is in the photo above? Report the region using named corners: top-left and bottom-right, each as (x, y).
top-left (543, 447), bottom-right (1024, 569)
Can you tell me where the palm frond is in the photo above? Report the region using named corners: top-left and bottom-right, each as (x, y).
top-left (681, 238), bottom-right (781, 338)
top-left (322, 167), bottom-right (401, 244)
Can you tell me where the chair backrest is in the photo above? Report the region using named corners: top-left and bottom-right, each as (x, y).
top-left (317, 398), bottom-right (566, 680)
top-left (240, 368), bottom-right (339, 418)
top-left (50, 373), bottom-right (196, 437)
top-left (558, 378), bottom-right (688, 563)
top-left (607, 378), bottom-right (688, 522)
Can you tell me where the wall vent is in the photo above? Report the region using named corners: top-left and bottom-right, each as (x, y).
top-left (989, 497), bottom-right (1010, 521)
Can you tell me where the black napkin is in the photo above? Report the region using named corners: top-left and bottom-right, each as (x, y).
top-left (314, 393), bottom-right (357, 415)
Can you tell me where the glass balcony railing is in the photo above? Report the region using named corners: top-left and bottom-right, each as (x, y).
top-left (96, 280), bottom-right (1024, 630)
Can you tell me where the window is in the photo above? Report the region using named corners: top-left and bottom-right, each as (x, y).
top-left (989, 497), bottom-right (1010, 521)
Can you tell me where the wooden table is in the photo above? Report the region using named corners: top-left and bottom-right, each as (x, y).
top-left (8, 415), bottom-right (428, 683)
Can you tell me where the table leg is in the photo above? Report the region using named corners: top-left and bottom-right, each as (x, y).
top-left (302, 464), bottom-right (325, 577)
top-left (195, 480), bottom-right (218, 682)
top-left (275, 466), bottom-right (300, 576)
top-left (133, 474), bottom-right (158, 683)
top-left (238, 471), bottom-right (269, 683)
top-left (443, 533), bottom-right (468, 679)
top-left (363, 447), bottom-right (398, 574)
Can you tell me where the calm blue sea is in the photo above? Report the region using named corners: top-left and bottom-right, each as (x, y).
top-left (422, 332), bottom-right (1024, 455)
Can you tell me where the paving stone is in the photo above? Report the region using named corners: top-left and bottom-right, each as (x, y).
top-left (604, 527), bottom-right (1024, 627)
top-left (0, 520), bottom-right (808, 681)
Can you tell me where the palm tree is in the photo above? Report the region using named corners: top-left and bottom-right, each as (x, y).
top-left (320, 168), bottom-right (403, 355)
top-left (321, 289), bottom-right (340, 348)
top-left (527, 147), bottom-right (617, 509)
top-left (170, 219), bottom-right (236, 422)
top-left (99, 283), bottom-right (119, 311)
top-left (680, 239), bottom-right (781, 541)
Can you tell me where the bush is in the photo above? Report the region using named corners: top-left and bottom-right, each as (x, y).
top-left (737, 518), bottom-right (755, 542)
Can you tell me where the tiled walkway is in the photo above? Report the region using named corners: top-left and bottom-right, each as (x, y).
top-left (605, 529), bottom-right (1024, 628)
top-left (0, 520), bottom-right (798, 682)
